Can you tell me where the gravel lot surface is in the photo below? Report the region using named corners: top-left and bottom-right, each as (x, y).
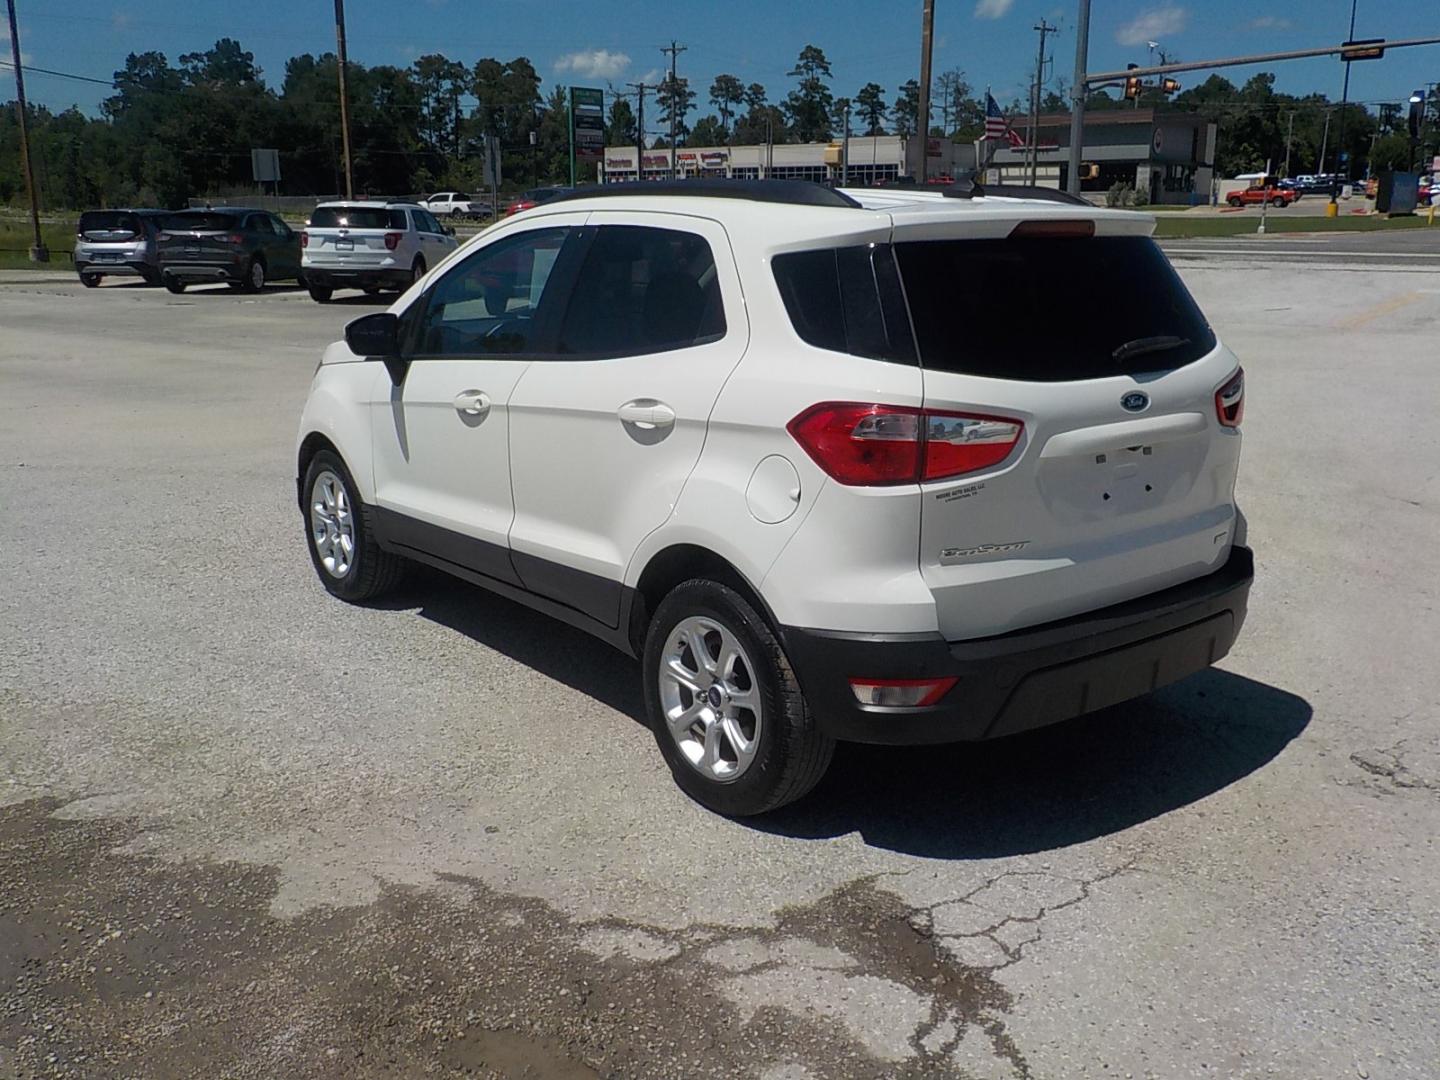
top-left (2, 247), bottom-right (1438, 1079)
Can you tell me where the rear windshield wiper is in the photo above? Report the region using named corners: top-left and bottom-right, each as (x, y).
top-left (1112, 335), bottom-right (1190, 363)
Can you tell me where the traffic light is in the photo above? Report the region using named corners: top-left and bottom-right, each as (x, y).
top-left (1124, 64), bottom-right (1142, 100)
top-left (1160, 78), bottom-right (1181, 95)
top-left (1408, 90), bottom-right (1426, 139)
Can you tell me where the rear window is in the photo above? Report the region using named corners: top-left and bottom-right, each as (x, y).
top-left (163, 212), bottom-right (241, 232)
top-left (772, 245), bottom-right (916, 365)
top-left (309, 206), bottom-right (406, 230)
top-left (78, 212), bottom-right (143, 237)
top-left (893, 236), bottom-right (1216, 380)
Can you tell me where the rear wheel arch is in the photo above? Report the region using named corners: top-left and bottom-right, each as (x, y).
top-left (629, 544), bottom-right (780, 656)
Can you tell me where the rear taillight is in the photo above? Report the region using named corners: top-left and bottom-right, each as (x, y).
top-left (787, 402), bottom-right (1024, 486)
top-left (1216, 368), bottom-right (1244, 428)
top-left (384, 232), bottom-right (402, 250)
top-left (226, 232), bottom-right (245, 245)
top-left (300, 230), bottom-right (309, 248)
top-left (849, 677), bottom-right (958, 707)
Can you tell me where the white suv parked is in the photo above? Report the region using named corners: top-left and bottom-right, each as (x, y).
top-left (295, 179), bottom-right (1253, 816)
top-left (302, 201), bottom-right (458, 302)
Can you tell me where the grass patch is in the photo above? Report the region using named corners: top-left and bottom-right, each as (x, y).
top-left (1152, 213), bottom-right (1434, 238)
top-left (0, 219), bottom-right (79, 270)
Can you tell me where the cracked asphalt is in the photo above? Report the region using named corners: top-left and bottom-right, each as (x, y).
top-left (2, 250), bottom-right (1438, 1079)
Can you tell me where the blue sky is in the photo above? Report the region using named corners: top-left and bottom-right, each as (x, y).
top-left (7, 0), bottom-right (1437, 126)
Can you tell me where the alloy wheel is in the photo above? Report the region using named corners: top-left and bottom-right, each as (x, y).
top-left (657, 616), bottom-right (763, 783)
top-left (309, 470), bottom-right (355, 578)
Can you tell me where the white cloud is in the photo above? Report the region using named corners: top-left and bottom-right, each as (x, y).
top-left (555, 49), bottom-right (631, 80)
top-left (1245, 15), bottom-right (1292, 30)
top-left (1116, 5), bottom-right (1187, 46)
top-left (637, 68), bottom-right (663, 87)
top-left (974, 0), bottom-right (1015, 18)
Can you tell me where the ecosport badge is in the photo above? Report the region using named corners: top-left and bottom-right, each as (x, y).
top-left (939, 540), bottom-right (1030, 564)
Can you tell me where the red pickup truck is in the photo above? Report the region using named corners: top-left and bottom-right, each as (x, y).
top-left (1227, 184), bottom-right (1299, 208)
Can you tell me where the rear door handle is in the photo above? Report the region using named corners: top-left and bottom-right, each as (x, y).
top-left (453, 389), bottom-right (492, 417)
top-left (617, 399), bottom-right (676, 430)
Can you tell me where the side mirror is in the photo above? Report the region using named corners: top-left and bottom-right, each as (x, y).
top-left (345, 312), bottom-right (408, 385)
top-left (444, 225), bottom-right (456, 237)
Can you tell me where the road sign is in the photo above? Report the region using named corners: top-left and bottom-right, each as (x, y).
top-left (1340, 39), bottom-right (1385, 61)
top-left (250, 149), bottom-right (280, 184)
top-left (482, 134), bottom-right (501, 188)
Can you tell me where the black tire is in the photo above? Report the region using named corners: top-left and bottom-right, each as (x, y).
top-left (1271, 196), bottom-right (1285, 207)
top-left (1227, 196), bottom-right (1243, 208)
top-left (163, 276), bottom-right (187, 294)
top-left (308, 284), bottom-right (334, 303)
top-left (643, 580), bottom-right (834, 816)
top-left (140, 268), bottom-right (162, 286)
top-left (301, 449), bottom-right (406, 602)
top-left (241, 257), bottom-right (266, 294)
top-left (411, 256), bottom-right (426, 284)
top-left (80, 273), bottom-right (101, 288)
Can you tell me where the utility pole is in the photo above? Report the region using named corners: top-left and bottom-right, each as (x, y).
top-left (1330, 0), bottom-right (1359, 204)
top-left (5, 0), bottom-right (46, 261)
top-left (1318, 107), bottom-right (1333, 176)
top-left (839, 98), bottom-right (851, 186)
top-left (628, 82), bottom-right (651, 182)
top-left (916, 0), bottom-right (935, 183)
top-left (1029, 19), bottom-right (1057, 186)
top-left (333, 0), bottom-right (354, 198)
top-left (1282, 110), bottom-right (1295, 177)
top-left (660, 40), bottom-right (687, 180)
top-left (1067, 0), bottom-right (1092, 196)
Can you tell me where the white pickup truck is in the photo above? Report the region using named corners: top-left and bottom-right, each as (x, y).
top-left (420, 192), bottom-right (489, 220)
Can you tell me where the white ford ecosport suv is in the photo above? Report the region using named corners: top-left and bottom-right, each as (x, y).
top-left (295, 179), bottom-right (1252, 816)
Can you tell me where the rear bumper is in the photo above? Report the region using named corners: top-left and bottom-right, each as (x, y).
top-left (302, 266), bottom-right (411, 289)
top-left (780, 545), bottom-right (1253, 745)
top-left (163, 262), bottom-right (242, 281)
top-left (76, 261), bottom-right (150, 277)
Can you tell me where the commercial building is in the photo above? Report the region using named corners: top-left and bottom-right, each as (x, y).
top-left (987, 109), bottom-right (1218, 205)
top-left (600, 109), bottom-right (1217, 206)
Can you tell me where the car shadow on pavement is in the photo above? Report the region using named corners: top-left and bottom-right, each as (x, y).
top-left (757, 669), bottom-right (1312, 859)
top-left (389, 569), bottom-right (1310, 859)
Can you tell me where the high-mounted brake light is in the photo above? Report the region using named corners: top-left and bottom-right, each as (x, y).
top-left (1009, 219), bottom-right (1095, 239)
top-left (1216, 368), bottom-right (1244, 428)
top-left (788, 403), bottom-right (1024, 486)
top-left (383, 232), bottom-right (402, 251)
top-left (849, 677), bottom-right (958, 707)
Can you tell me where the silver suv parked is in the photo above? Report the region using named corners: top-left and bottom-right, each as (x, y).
top-left (74, 209), bottom-right (169, 287)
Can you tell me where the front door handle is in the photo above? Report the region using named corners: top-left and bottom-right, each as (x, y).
top-left (617, 399), bottom-right (676, 430)
top-left (453, 389), bottom-right (491, 417)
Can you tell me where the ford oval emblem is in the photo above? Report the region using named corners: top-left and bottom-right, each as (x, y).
top-left (1121, 391), bottom-right (1150, 412)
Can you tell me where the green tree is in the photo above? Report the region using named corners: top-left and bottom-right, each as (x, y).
top-left (893, 79), bottom-right (920, 136)
top-left (606, 97), bottom-right (637, 146)
top-left (854, 82), bottom-right (887, 136)
top-left (709, 73), bottom-right (744, 139)
top-left (688, 115), bottom-right (726, 147)
top-left (785, 45), bottom-right (834, 142)
top-left (743, 83), bottom-right (767, 113)
top-left (412, 54), bottom-right (469, 158)
top-left (656, 74), bottom-right (696, 143)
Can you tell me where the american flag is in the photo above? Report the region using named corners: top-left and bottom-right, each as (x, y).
top-left (983, 92), bottom-right (1028, 148)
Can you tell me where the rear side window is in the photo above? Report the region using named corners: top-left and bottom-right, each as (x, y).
top-left (772, 245), bottom-right (917, 365)
top-left (894, 236), bottom-right (1216, 380)
top-left (309, 206), bottom-right (406, 230)
top-left (163, 212), bottom-right (240, 231)
top-left (555, 225), bottom-right (726, 358)
top-left (78, 212), bottom-right (142, 238)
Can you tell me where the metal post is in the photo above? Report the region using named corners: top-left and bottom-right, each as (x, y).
top-left (1258, 158), bottom-right (1271, 234)
top-left (1330, 0), bottom-right (1359, 203)
top-left (333, 0), bottom-right (354, 199)
top-left (567, 89), bottom-right (576, 188)
top-left (917, 0), bottom-right (935, 183)
top-left (1283, 111), bottom-right (1295, 177)
top-left (6, 0), bottom-right (46, 261)
top-left (840, 99), bottom-right (850, 186)
top-left (628, 82), bottom-right (649, 182)
top-left (1317, 108), bottom-right (1332, 176)
top-left (1068, 0), bottom-right (1092, 196)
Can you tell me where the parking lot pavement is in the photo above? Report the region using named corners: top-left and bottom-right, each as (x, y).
top-left (2, 261), bottom-right (1438, 1079)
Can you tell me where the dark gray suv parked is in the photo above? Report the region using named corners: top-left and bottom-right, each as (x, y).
top-left (74, 209), bottom-right (169, 287)
top-left (158, 208), bottom-right (303, 293)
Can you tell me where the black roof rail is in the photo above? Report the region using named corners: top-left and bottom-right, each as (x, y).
top-left (943, 179), bottom-right (1091, 206)
top-left (552, 178), bottom-right (862, 209)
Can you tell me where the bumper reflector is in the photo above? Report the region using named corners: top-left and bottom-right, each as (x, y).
top-left (848, 677), bottom-right (958, 708)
